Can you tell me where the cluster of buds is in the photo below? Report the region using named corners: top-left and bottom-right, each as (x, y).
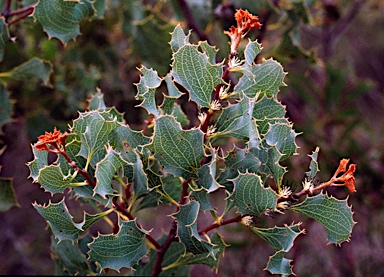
top-left (224, 8), bottom-right (262, 55)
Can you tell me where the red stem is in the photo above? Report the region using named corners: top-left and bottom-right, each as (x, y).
top-left (198, 214), bottom-right (243, 235)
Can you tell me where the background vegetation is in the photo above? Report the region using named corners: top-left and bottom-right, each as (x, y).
top-left (0, 0), bottom-right (383, 276)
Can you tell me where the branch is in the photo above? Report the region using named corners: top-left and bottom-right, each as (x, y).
top-left (176, 0), bottom-right (208, 42)
top-left (198, 214), bottom-right (243, 235)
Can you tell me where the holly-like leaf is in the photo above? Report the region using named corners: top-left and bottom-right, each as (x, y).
top-left (50, 236), bottom-right (93, 275)
top-left (37, 164), bottom-right (74, 195)
top-left (290, 193), bottom-right (356, 245)
top-left (33, 198), bottom-right (111, 242)
top-left (195, 148), bottom-right (221, 192)
top-left (250, 143), bottom-right (287, 185)
top-left (94, 146), bottom-right (129, 198)
top-left (217, 147), bottom-right (261, 189)
top-left (172, 200), bottom-right (215, 255)
top-left (0, 177), bottom-right (20, 211)
top-left (244, 39), bottom-right (263, 66)
top-left (265, 122), bottom-right (299, 160)
top-left (234, 58), bottom-right (286, 98)
top-left (135, 66), bottom-right (163, 117)
top-left (71, 110), bottom-right (120, 165)
top-left (172, 44), bottom-right (223, 108)
top-left (146, 115), bottom-right (205, 180)
top-left (170, 24), bottom-right (191, 53)
top-left (199, 41), bottom-right (218, 64)
top-left (230, 172), bottom-right (278, 216)
top-left (87, 89), bottom-right (107, 111)
top-left (88, 219), bottom-right (149, 271)
top-left (160, 95), bottom-right (189, 126)
top-left (306, 146), bottom-right (320, 180)
top-left (265, 250), bottom-right (293, 276)
top-left (250, 223), bottom-right (304, 252)
top-left (27, 144), bottom-right (48, 182)
top-left (212, 94), bottom-right (260, 147)
top-left (34, 0), bottom-right (101, 43)
top-left (253, 95), bottom-right (286, 121)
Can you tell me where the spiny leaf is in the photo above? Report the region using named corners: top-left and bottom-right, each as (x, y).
top-left (230, 172), bottom-right (278, 216)
top-left (88, 219), bottom-right (149, 271)
top-left (34, 0), bottom-right (101, 43)
top-left (172, 200), bottom-right (215, 255)
top-left (50, 236), bottom-right (93, 275)
top-left (135, 66), bottom-right (163, 117)
top-left (306, 146), bottom-right (320, 180)
top-left (146, 115), bottom-right (205, 180)
top-left (250, 223), bottom-right (304, 252)
top-left (265, 122), bottom-right (299, 160)
top-left (253, 95), bottom-right (286, 120)
top-left (87, 89), bottom-right (107, 111)
top-left (195, 148), bottom-right (221, 192)
top-left (27, 144), bottom-right (49, 183)
top-left (94, 146), bottom-right (129, 198)
top-left (234, 58), bottom-right (286, 98)
top-left (212, 93), bottom-right (260, 147)
top-left (290, 193), bottom-right (356, 245)
top-left (170, 24), bottom-right (191, 52)
top-left (217, 147), bottom-right (261, 189)
top-left (71, 110), bottom-right (121, 165)
top-left (265, 250), bottom-right (293, 276)
top-left (250, 143), bottom-right (286, 185)
top-left (172, 44), bottom-right (223, 108)
top-left (37, 164), bottom-right (74, 195)
top-left (33, 198), bottom-right (111, 242)
top-left (244, 39), bottom-right (263, 65)
top-left (199, 41), bottom-right (219, 64)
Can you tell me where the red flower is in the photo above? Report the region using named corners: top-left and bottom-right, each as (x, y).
top-left (35, 127), bottom-right (68, 152)
top-left (224, 9), bottom-right (262, 54)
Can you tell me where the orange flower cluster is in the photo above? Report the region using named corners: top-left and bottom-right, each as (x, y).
top-left (224, 9), bottom-right (262, 54)
top-left (313, 158), bottom-right (357, 193)
top-left (35, 127), bottom-right (68, 152)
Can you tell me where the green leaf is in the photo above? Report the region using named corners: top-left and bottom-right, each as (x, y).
top-left (0, 17), bottom-right (9, 62)
top-left (165, 232), bottom-right (226, 269)
top-left (131, 150), bottom-right (150, 200)
top-left (72, 110), bottom-right (120, 165)
top-left (3, 58), bottom-right (52, 86)
top-left (265, 122), bottom-right (298, 160)
top-left (265, 250), bottom-right (293, 276)
top-left (146, 115), bottom-right (205, 180)
top-left (234, 58), bottom-right (286, 98)
top-left (50, 236), bottom-right (93, 275)
top-left (37, 164), bottom-right (74, 194)
top-left (172, 200), bottom-right (215, 255)
top-left (230, 172), bottom-right (278, 216)
top-left (87, 89), bottom-right (107, 111)
top-left (250, 143), bottom-right (287, 185)
top-left (199, 41), bottom-right (218, 64)
top-left (94, 146), bottom-right (129, 198)
top-left (33, 198), bottom-right (111, 242)
top-left (253, 95), bottom-right (286, 120)
top-left (172, 44), bottom-right (223, 108)
top-left (34, 0), bottom-right (98, 43)
top-left (217, 147), bottom-right (261, 190)
top-left (0, 177), bottom-right (20, 211)
top-left (88, 219), bottom-right (149, 271)
top-left (27, 144), bottom-right (48, 182)
top-left (306, 146), bottom-right (320, 180)
top-left (135, 66), bottom-right (163, 117)
top-left (212, 94), bottom-right (260, 147)
top-left (250, 223), bottom-right (304, 252)
top-left (170, 24), bottom-right (190, 52)
top-left (244, 39), bottom-right (263, 65)
top-left (195, 148), bottom-right (221, 192)
top-left (160, 95), bottom-right (189, 126)
top-left (290, 193), bottom-right (356, 245)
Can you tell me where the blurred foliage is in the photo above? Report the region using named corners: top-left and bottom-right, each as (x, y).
top-left (0, 0), bottom-right (383, 276)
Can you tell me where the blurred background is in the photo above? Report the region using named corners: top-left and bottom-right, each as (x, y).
top-left (0, 0), bottom-right (383, 276)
